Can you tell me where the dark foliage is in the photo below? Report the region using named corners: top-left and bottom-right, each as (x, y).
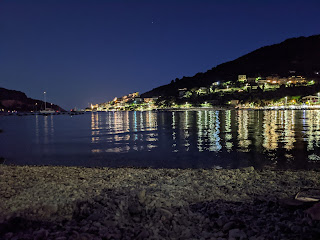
top-left (141, 35), bottom-right (320, 98)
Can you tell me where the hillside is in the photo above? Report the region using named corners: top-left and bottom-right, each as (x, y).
top-left (142, 35), bottom-right (320, 98)
top-left (0, 87), bottom-right (65, 112)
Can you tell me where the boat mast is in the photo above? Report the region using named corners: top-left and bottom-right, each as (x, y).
top-left (44, 91), bottom-right (46, 110)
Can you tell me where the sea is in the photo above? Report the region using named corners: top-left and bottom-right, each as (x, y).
top-left (1, 110), bottom-right (320, 169)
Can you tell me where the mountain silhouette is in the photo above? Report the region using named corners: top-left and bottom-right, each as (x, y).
top-left (142, 35), bottom-right (320, 98)
top-left (0, 87), bottom-right (65, 112)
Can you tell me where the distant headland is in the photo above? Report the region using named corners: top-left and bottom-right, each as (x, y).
top-left (0, 87), bottom-right (65, 113)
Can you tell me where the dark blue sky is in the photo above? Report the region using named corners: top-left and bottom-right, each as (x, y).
top-left (1, 0), bottom-right (320, 110)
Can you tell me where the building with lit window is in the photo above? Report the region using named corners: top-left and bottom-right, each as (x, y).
top-left (238, 75), bottom-right (247, 83)
top-left (302, 95), bottom-right (319, 104)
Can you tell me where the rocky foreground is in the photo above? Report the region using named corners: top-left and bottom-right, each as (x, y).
top-left (0, 165), bottom-right (320, 240)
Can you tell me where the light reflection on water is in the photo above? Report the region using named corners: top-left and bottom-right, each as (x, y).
top-left (90, 111), bottom-right (159, 153)
top-left (1, 110), bottom-right (320, 169)
top-left (88, 110), bottom-right (320, 169)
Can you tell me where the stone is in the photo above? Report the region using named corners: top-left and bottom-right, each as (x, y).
top-left (305, 202), bottom-right (320, 220)
top-left (279, 198), bottom-right (305, 208)
top-left (214, 231), bottom-right (224, 237)
top-left (55, 237), bottom-right (67, 240)
top-left (33, 228), bottom-right (49, 240)
top-left (159, 208), bottom-right (173, 219)
top-left (92, 221), bottom-right (102, 228)
top-left (128, 202), bottom-right (142, 215)
top-left (78, 233), bottom-right (93, 240)
top-left (217, 217), bottom-right (226, 227)
top-left (87, 212), bottom-right (104, 221)
top-left (4, 232), bottom-right (13, 239)
top-left (42, 204), bottom-right (58, 215)
top-left (181, 229), bottom-right (192, 238)
top-left (138, 189), bottom-right (146, 204)
top-left (222, 222), bottom-right (235, 232)
top-left (228, 228), bottom-right (247, 240)
top-left (243, 166), bottom-right (255, 172)
top-left (136, 229), bottom-right (149, 239)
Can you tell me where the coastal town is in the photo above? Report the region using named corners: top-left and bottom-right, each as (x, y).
top-left (2, 2), bottom-right (320, 239)
top-left (88, 73), bottom-right (320, 111)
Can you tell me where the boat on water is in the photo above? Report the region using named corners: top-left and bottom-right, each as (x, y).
top-left (39, 91), bottom-right (56, 114)
top-left (40, 108), bottom-right (56, 114)
top-left (70, 107), bottom-right (85, 114)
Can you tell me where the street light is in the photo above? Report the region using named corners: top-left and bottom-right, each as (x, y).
top-left (285, 96), bottom-right (287, 105)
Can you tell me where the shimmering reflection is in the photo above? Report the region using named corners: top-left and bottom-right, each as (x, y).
top-left (306, 110), bottom-right (320, 150)
top-left (29, 115), bottom-right (56, 157)
top-left (90, 110), bottom-right (320, 153)
top-left (197, 111), bottom-right (203, 152)
top-left (208, 111), bottom-right (221, 152)
top-left (172, 112), bottom-right (178, 152)
top-left (225, 110), bottom-right (233, 151)
top-left (91, 112), bottom-right (99, 143)
top-left (283, 110), bottom-right (295, 150)
top-left (263, 111), bottom-right (279, 150)
top-left (3, 110), bottom-right (320, 168)
top-left (35, 114), bottom-right (40, 144)
top-left (91, 111), bottom-right (158, 153)
top-left (263, 110), bottom-right (300, 151)
top-left (87, 110), bottom-right (320, 169)
top-left (238, 110), bottom-right (251, 150)
top-left (183, 111), bottom-right (190, 151)
top-left (42, 115), bottom-right (54, 144)
top-left (196, 110), bottom-right (221, 152)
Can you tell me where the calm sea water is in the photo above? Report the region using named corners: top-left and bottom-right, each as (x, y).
top-left (1, 110), bottom-right (320, 169)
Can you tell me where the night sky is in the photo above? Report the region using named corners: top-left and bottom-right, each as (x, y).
top-left (1, 0), bottom-right (320, 110)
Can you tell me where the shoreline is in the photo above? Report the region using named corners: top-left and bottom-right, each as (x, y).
top-left (4, 105), bottom-right (320, 115)
top-left (1, 165), bottom-right (320, 239)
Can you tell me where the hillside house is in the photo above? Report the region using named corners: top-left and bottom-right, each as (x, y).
top-left (238, 75), bottom-right (247, 83)
top-left (287, 76), bottom-right (307, 85)
top-left (143, 97), bottom-right (158, 103)
top-left (302, 95), bottom-right (319, 104)
top-left (178, 88), bottom-right (187, 98)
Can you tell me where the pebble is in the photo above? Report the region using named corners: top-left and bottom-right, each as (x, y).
top-left (138, 189), bottom-right (146, 204)
top-left (222, 222), bottom-right (235, 232)
top-left (0, 165), bottom-right (319, 239)
top-left (228, 228), bottom-right (247, 239)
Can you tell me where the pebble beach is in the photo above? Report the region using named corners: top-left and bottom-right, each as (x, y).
top-left (1, 165), bottom-right (320, 239)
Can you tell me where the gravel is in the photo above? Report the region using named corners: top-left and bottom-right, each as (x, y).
top-left (0, 165), bottom-right (320, 239)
